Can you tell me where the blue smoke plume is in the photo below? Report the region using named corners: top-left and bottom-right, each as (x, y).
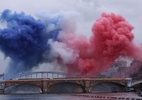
top-left (0, 9), bottom-right (61, 77)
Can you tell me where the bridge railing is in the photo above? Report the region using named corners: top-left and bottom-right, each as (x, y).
top-left (0, 72), bottom-right (67, 80)
top-left (17, 71), bottom-right (67, 79)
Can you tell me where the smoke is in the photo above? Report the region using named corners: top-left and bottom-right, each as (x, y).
top-left (0, 9), bottom-right (62, 77)
top-left (0, 9), bottom-right (142, 77)
top-left (90, 13), bottom-right (134, 75)
top-left (57, 12), bottom-right (137, 77)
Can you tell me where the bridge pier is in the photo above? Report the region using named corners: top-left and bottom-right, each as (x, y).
top-left (84, 80), bottom-right (91, 93)
top-left (42, 87), bottom-right (48, 94)
top-left (85, 87), bottom-right (91, 93)
top-left (42, 80), bottom-right (48, 94)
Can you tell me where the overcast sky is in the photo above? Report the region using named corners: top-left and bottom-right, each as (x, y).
top-left (0, 0), bottom-right (142, 73)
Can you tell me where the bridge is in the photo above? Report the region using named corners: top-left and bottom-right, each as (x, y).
top-left (0, 71), bottom-right (131, 94)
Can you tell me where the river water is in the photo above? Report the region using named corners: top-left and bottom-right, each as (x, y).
top-left (0, 94), bottom-right (92, 100)
top-left (0, 92), bottom-right (141, 100)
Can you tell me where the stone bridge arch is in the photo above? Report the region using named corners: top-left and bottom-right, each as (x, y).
top-left (43, 79), bottom-right (86, 93)
top-left (3, 80), bottom-right (43, 90)
top-left (48, 82), bottom-right (85, 93)
top-left (5, 83), bottom-right (42, 94)
top-left (90, 82), bottom-right (126, 93)
top-left (131, 80), bottom-right (142, 87)
top-left (131, 80), bottom-right (142, 91)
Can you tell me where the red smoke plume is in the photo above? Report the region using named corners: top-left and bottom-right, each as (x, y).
top-left (90, 13), bottom-right (134, 75)
top-left (59, 13), bottom-right (142, 77)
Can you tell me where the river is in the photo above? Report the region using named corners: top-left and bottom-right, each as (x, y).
top-left (0, 92), bottom-right (141, 100)
top-left (0, 94), bottom-right (91, 100)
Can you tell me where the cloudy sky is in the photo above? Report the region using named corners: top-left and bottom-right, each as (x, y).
top-left (0, 0), bottom-right (142, 73)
